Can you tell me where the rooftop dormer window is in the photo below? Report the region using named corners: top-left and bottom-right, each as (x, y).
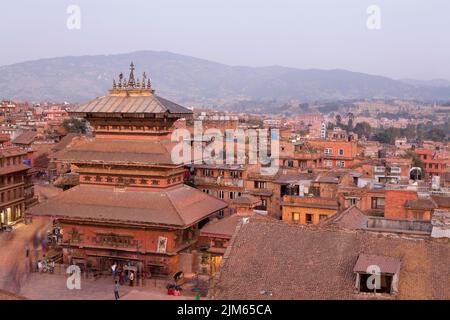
top-left (353, 254), bottom-right (401, 295)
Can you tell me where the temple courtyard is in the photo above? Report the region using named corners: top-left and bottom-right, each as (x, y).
top-left (0, 222), bottom-right (195, 300)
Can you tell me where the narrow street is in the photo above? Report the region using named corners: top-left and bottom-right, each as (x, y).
top-left (0, 220), bottom-right (51, 294)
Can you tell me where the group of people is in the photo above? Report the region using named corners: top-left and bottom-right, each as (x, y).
top-left (166, 283), bottom-right (182, 296)
top-left (111, 263), bottom-right (133, 286)
top-left (48, 226), bottom-right (63, 244)
top-left (37, 256), bottom-right (55, 273)
top-left (111, 262), bottom-right (153, 300)
top-left (111, 262), bottom-right (143, 300)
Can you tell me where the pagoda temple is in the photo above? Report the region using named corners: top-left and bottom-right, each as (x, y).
top-left (28, 63), bottom-right (228, 276)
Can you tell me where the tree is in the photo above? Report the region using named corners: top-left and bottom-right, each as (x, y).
top-left (335, 114), bottom-right (342, 127)
top-left (404, 150), bottom-right (425, 173)
top-left (403, 124), bottom-right (416, 141)
top-left (347, 118), bottom-right (354, 131)
top-left (298, 103), bottom-right (310, 112)
top-left (373, 127), bottom-right (400, 144)
top-left (424, 128), bottom-right (446, 141)
top-left (353, 122), bottom-right (372, 139)
top-left (62, 117), bottom-right (87, 134)
top-left (372, 131), bottom-right (390, 144)
top-left (347, 112), bottom-right (354, 131)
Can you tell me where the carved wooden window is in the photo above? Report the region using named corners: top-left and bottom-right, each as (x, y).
top-left (93, 233), bottom-right (138, 248)
top-left (68, 228), bottom-right (83, 243)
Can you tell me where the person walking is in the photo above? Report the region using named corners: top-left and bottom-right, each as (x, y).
top-left (119, 271), bottom-right (125, 285)
top-left (114, 281), bottom-right (120, 300)
top-left (129, 271), bottom-right (135, 287)
top-left (111, 263), bottom-right (117, 278)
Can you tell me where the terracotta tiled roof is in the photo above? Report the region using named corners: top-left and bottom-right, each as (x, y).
top-left (353, 254), bottom-right (401, 275)
top-left (0, 147), bottom-right (27, 157)
top-left (211, 219), bottom-right (450, 300)
top-left (232, 194), bottom-right (260, 205)
top-left (0, 164), bottom-right (30, 175)
top-left (200, 215), bottom-right (242, 238)
top-left (51, 133), bottom-right (81, 152)
top-left (12, 130), bottom-right (37, 145)
top-left (54, 138), bottom-right (177, 165)
top-left (323, 205), bottom-right (368, 230)
top-left (27, 184), bottom-right (228, 228)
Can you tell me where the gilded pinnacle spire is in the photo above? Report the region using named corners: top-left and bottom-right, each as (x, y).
top-left (118, 72), bottom-right (123, 88)
top-left (128, 61), bottom-right (136, 87)
top-left (110, 63), bottom-right (154, 93)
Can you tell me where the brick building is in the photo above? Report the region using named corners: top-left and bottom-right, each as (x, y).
top-left (281, 170), bottom-right (354, 224)
top-left (0, 146), bottom-right (36, 226)
top-left (414, 148), bottom-right (450, 181)
top-left (280, 141), bottom-right (323, 171)
top-left (308, 139), bottom-right (358, 168)
top-left (187, 164), bottom-right (245, 205)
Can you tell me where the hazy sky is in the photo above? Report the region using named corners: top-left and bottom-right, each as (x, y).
top-left (1, 0), bottom-right (449, 80)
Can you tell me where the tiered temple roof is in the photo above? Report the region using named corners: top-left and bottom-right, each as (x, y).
top-left (28, 63), bottom-right (227, 228)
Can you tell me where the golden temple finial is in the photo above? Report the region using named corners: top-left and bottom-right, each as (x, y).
top-left (128, 62), bottom-right (136, 88)
top-left (118, 72), bottom-right (123, 88)
top-left (110, 64), bottom-right (155, 93)
top-left (142, 72), bottom-right (147, 89)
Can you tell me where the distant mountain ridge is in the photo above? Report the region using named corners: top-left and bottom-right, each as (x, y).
top-left (399, 78), bottom-right (450, 88)
top-left (1, 50), bottom-right (450, 105)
